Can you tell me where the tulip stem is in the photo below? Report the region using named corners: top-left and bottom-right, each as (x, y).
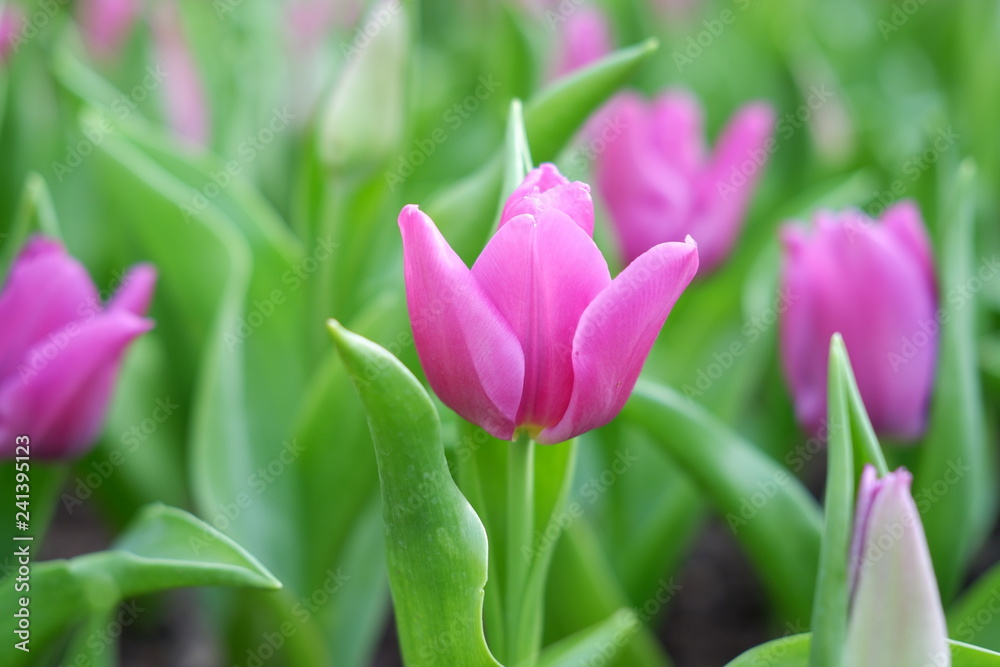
top-left (506, 433), bottom-right (535, 665)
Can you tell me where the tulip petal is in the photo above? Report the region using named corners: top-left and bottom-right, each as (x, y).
top-left (649, 90), bottom-right (705, 177)
top-left (472, 209), bottom-right (610, 430)
top-left (0, 311), bottom-right (153, 459)
top-left (779, 213), bottom-right (937, 440)
top-left (0, 237), bottom-right (99, 381)
top-left (595, 93), bottom-right (693, 264)
top-left (698, 101), bottom-right (775, 270)
top-left (399, 205), bottom-right (524, 439)
top-left (541, 237), bottom-right (698, 444)
top-left (845, 470), bottom-right (950, 667)
top-left (881, 200), bottom-right (936, 296)
top-left (500, 164), bottom-right (595, 236)
top-left (108, 263), bottom-right (158, 316)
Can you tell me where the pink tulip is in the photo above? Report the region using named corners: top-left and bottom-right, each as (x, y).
top-left (846, 465), bottom-right (950, 666)
top-left (594, 90), bottom-right (775, 271)
top-left (549, 6), bottom-right (612, 80)
top-left (0, 237), bottom-right (156, 459)
top-left (0, 2), bottom-right (23, 64)
top-left (78, 0), bottom-right (141, 59)
top-left (779, 202), bottom-right (937, 441)
top-left (399, 164), bottom-right (699, 444)
top-left (152, 2), bottom-right (209, 147)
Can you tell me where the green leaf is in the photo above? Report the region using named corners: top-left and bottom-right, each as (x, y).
top-left (948, 559), bottom-right (1000, 650)
top-left (808, 335), bottom-right (855, 667)
top-left (544, 521), bottom-right (672, 667)
top-left (726, 633), bottom-right (811, 667)
top-left (623, 380), bottom-right (822, 622)
top-left (537, 609), bottom-right (640, 667)
top-left (425, 39), bottom-right (658, 262)
top-left (726, 634), bottom-right (1000, 667)
top-left (327, 320), bottom-right (501, 667)
top-left (917, 160), bottom-right (996, 603)
top-left (72, 504), bottom-right (281, 596)
top-left (0, 505), bottom-right (279, 667)
top-left (500, 98), bottom-right (534, 207)
top-left (0, 173), bottom-right (62, 280)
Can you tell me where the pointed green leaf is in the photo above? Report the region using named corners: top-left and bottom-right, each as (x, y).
top-left (808, 334), bottom-right (855, 667)
top-left (327, 320), bottom-right (501, 667)
top-left (726, 635), bottom-right (1000, 667)
top-left (537, 609), bottom-right (640, 667)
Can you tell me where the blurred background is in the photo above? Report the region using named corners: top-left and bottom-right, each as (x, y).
top-left (2, 0), bottom-right (998, 665)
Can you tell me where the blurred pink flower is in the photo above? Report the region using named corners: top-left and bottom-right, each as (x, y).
top-left (152, 2), bottom-right (209, 147)
top-left (0, 2), bottom-right (23, 64)
top-left (0, 237), bottom-right (156, 460)
top-left (549, 6), bottom-right (612, 80)
top-left (594, 90), bottom-right (775, 271)
top-left (78, 0), bottom-right (141, 59)
top-left (846, 465), bottom-right (950, 666)
top-left (779, 202), bottom-right (938, 441)
top-left (399, 164), bottom-right (698, 444)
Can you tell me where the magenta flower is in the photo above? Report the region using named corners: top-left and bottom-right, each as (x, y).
top-left (846, 465), bottom-right (950, 666)
top-left (0, 237), bottom-right (156, 459)
top-left (152, 2), bottom-right (209, 147)
top-left (0, 2), bottom-right (23, 64)
top-left (399, 164), bottom-right (699, 444)
top-left (779, 202), bottom-right (937, 441)
top-left (594, 90), bottom-right (774, 271)
top-left (549, 6), bottom-right (612, 80)
top-left (78, 0), bottom-right (140, 59)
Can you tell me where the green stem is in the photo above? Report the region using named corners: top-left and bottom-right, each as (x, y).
top-left (506, 433), bottom-right (535, 666)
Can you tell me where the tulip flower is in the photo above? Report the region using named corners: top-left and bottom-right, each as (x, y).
top-left (399, 163), bottom-right (699, 444)
top-left (152, 2), bottom-right (209, 147)
top-left (0, 2), bottom-right (23, 64)
top-left (594, 90), bottom-right (774, 271)
top-left (0, 237), bottom-right (156, 459)
top-left (78, 0), bottom-right (141, 59)
top-left (549, 6), bottom-right (612, 81)
top-left (779, 202), bottom-right (937, 441)
top-left (846, 465), bottom-right (950, 667)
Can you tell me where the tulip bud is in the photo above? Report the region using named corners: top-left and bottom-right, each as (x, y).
top-left (549, 6), bottom-right (612, 81)
top-left (318, 0), bottom-right (407, 172)
top-left (779, 202), bottom-right (938, 441)
top-left (594, 90), bottom-right (774, 271)
top-left (78, 0), bottom-right (141, 59)
top-left (846, 465), bottom-right (950, 667)
top-left (399, 163), bottom-right (698, 443)
top-left (0, 237), bottom-right (156, 459)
